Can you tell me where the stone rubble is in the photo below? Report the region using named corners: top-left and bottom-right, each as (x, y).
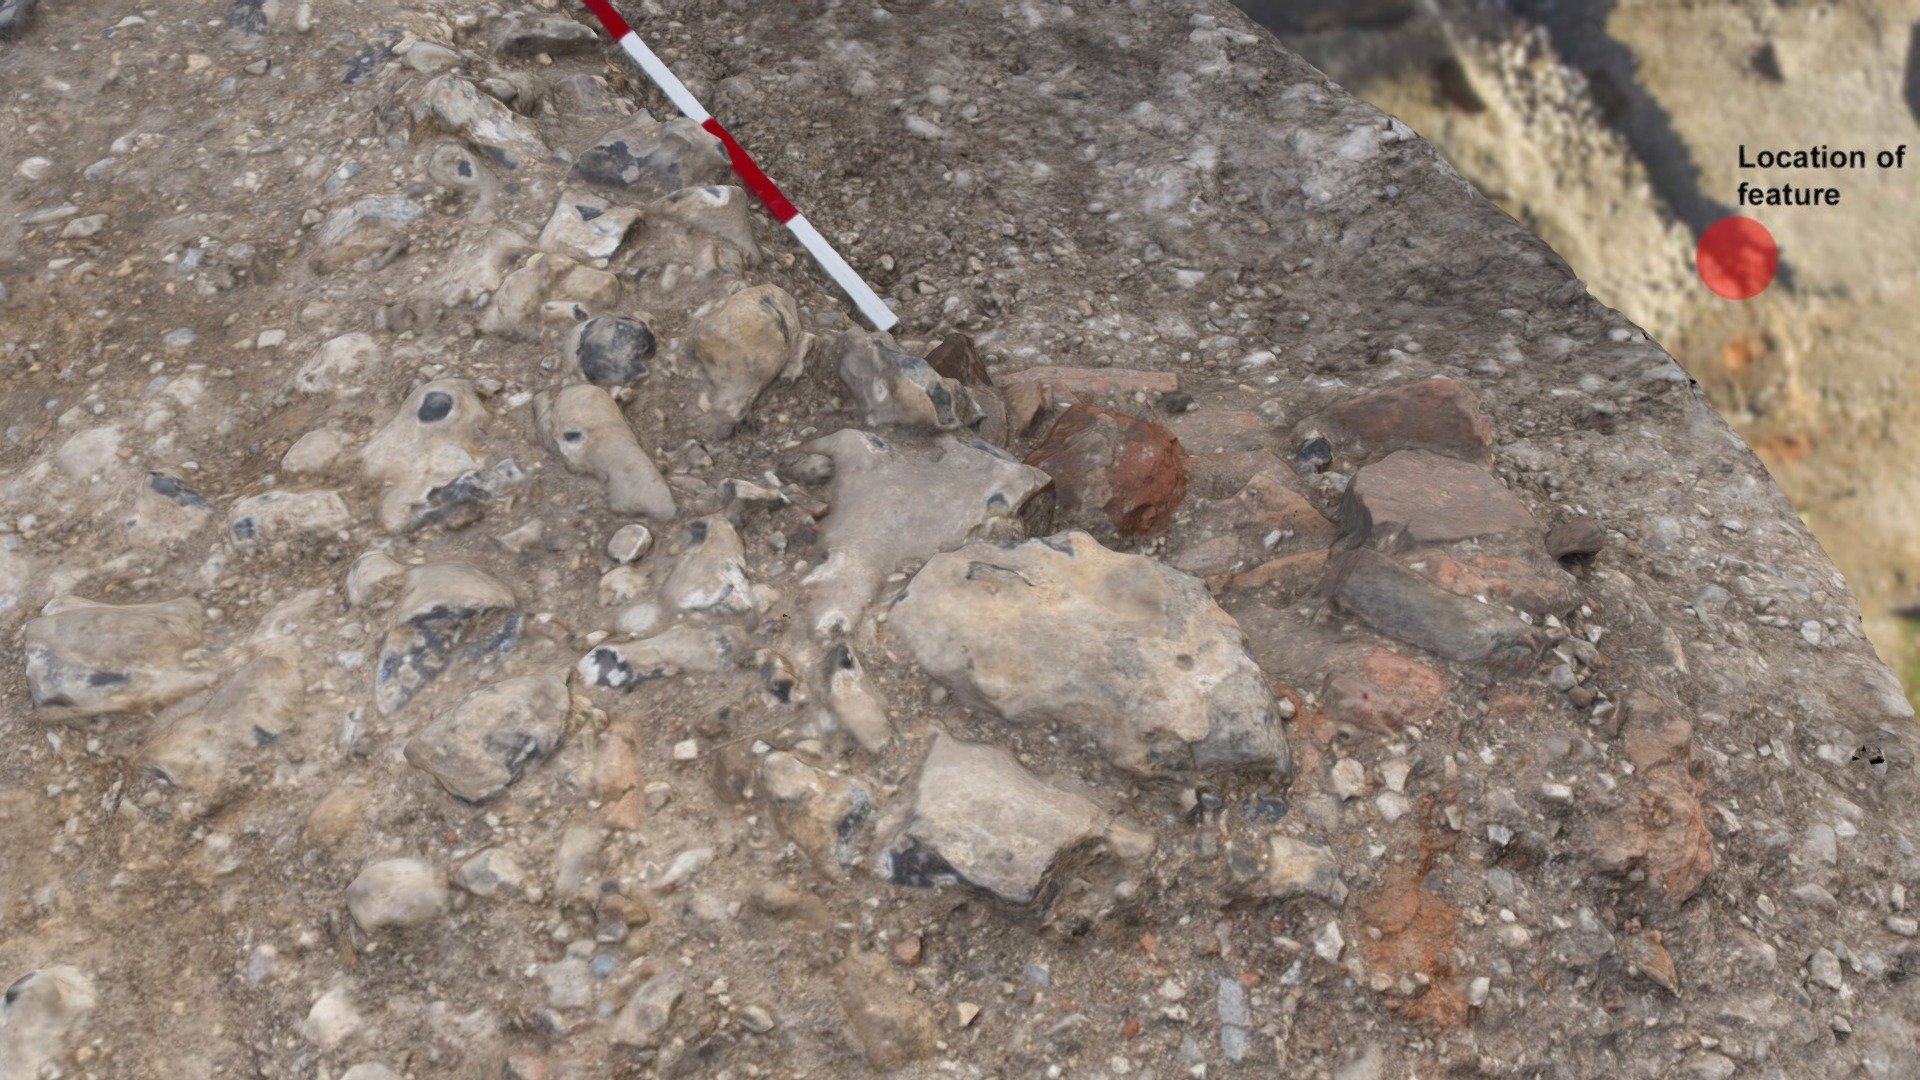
top-left (1, 3), bottom-right (1914, 1077)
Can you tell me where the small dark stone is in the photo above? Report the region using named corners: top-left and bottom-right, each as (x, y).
top-left (1545, 516), bottom-right (1607, 561)
top-left (417, 390), bottom-right (455, 423)
top-left (1294, 436), bottom-right (1333, 475)
top-left (1159, 391), bottom-right (1195, 414)
top-left (147, 472), bottom-right (211, 510)
top-left (1241, 795), bottom-right (1289, 824)
top-left (567, 316), bottom-right (655, 388)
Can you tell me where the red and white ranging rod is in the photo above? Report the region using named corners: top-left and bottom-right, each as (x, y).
top-left (578, 0), bottom-right (900, 332)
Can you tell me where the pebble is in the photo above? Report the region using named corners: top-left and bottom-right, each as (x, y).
top-left (60, 214), bottom-right (108, 239)
top-left (346, 858), bottom-right (449, 930)
top-left (607, 523), bottom-right (653, 563)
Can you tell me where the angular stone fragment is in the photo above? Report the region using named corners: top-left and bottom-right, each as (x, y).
top-left (1310, 377), bottom-right (1493, 464)
top-left (434, 227), bottom-right (529, 309)
top-left (138, 652), bottom-right (303, 806)
top-left (573, 111), bottom-right (729, 196)
top-left (0, 965), bottom-right (95, 1079)
top-left (822, 644), bottom-right (892, 751)
top-left (374, 562), bottom-right (520, 714)
top-left (1026, 404), bottom-right (1189, 538)
top-left (881, 735), bottom-right (1111, 905)
top-left (227, 489), bottom-right (351, 545)
top-left (801, 429), bottom-right (1050, 637)
top-left (1340, 450), bottom-right (1538, 549)
top-left (1258, 836), bottom-right (1348, 905)
top-left (564, 316), bottom-right (653, 389)
top-left (833, 952), bottom-right (939, 1071)
top-left (295, 332), bottom-right (384, 396)
top-left (891, 532), bottom-right (1289, 779)
top-left (533, 384), bottom-right (675, 521)
top-left (536, 193), bottom-right (638, 262)
top-left (925, 332), bottom-right (992, 387)
top-left (1327, 549), bottom-right (1540, 667)
top-left (313, 196), bottom-right (422, 271)
top-left (456, 848), bottom-right (526, 897)
top-left (611, 973), bottom-right (683, 1049)
top-left (361, 380), bottom-right (499, 532)
top-left (690, 285), bottom-right (804, 429)
top-left (413, 75), bottom-right (547, 170)
top-left (1546, 515), bottom-right (1608, 561)
top-left (493, 12), bottom-right (595, 55)
top-left (24, 597), bottom-right (214, 722)
top-left (346, 858), bottom-right (449, 931)
top-left (649, 184), bottom-right (760, 266)
top-left (759, 751), bottom-right (875, 869)
top-left (834, 329), bottom-right (971, 432)
top-left (125, 472), bottom-right (214, 548)
top-left (405, 675), bottom-right (569, 802)
top-left (661, 516), bottom-right (754, 617)
top-left (577, 625), bottom-right (750, 689)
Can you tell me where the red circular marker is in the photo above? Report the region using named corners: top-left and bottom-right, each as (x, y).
top-left (1696, 216), bottom-right (1778, 300)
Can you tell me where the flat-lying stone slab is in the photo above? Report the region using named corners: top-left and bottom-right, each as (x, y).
top-left (1340, 449), bottom-right (1538, 549)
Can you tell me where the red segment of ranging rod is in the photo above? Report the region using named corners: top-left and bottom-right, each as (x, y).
top-left (700, 118), bottom-right (798, 225)
top-left (574, 0), bottom-right (898, 331)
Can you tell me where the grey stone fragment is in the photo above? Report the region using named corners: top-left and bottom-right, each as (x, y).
top-left (564, 316), bottom-right (654, 389)
top-left (610, 973), bottom-right (683, 1049)
top-left (405, 675), bottom-right (569, 802)
top-left (660, 516), bottom-right (753, 616)
top-left (573, 111), bottom-right (729, 195)
top-left (0, 965), bottom-right (95, 1078)
top-left (537, 192), bottom-right (638, 261)
top-left (1328, 549), bottom-right (1541, 666)
top-left (1258, 836), bottom-right (1348, 905)
top-left (759, 751), bottom-right (875, 868)
top-left (493, 12), bottom-right (596, 55)
top-left (1340, 449), bottom-right (1539, 549)
top-left (413, 75), bottom-right (547, 170)
top-left (833, 329), bottom-right (973, 432)
top-left (24, 597), bottom-right (215, 722)
top-left (227, 489), bottom-right (351, 545)
top-left (138, 651), bottom-right (303, 804)
top-left (346, 858), bottom-right (449, 931)
top-left (533, 384), bottom-right (675, 521)
top-left (801, 429), bottom-right (1049, 638)
top-left (456, 848), bottom-right (526, 897)
top-left (360, 380), bottom-right (502, 532)
top-left (374, 562), bottom-right (521, 715)
top-left (577, 625), bottom-right (750, 689)
top-left (891, 532), bottom-right (1289, 779)
top-left (649, 184), bottom-right (761, 265)
top-left (879, 735), bottom-right (1125, 906)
